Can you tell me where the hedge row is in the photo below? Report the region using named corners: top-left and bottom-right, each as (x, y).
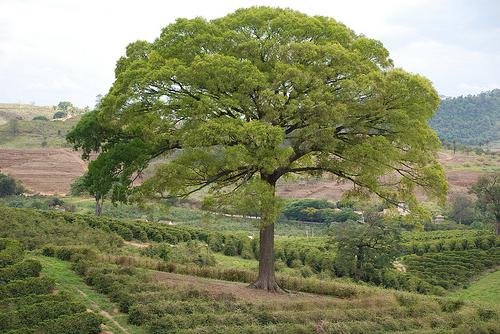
top-left (4, 312), bottom-right (103, 334)
top-left (69, 256), bottom-right (499, 334)
top-left (0, 292), bottom-right (70, 310)
top-left (0, 238), bottom-right (23, 268)
top-left (403, 235), bottom-right (497, 255)
top-left (98, 253), bottom-right (360, 298)
top-left (0, 277), bottom-right (55, 300)
top-left (0, 259), bottom-right (42, 284)
top-left (0, 300), bottom-right (86, 332)
top-left (404, 248), bottom-right (500, 289)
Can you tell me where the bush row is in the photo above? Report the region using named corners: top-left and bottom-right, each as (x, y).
top-left (403, 235), bottom-right (497, 255)
top-left (0, 292), bottom-right (70, 310)
top-left (4, 312), bottom-right (103, 334)
top-left (0, 277), bottom-right (55, 301)
top-left (0, 259), bottom-right (42, 283)
top-left (0, 300), bottom-right (86, 332)
top-left (0, 238), bottom-right (23, 268)
top-left (99, 254), bottom-right (360, 298)
top-left (404, 248), bottom-right (500, 290)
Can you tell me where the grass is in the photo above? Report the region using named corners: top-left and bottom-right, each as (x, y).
top-left (452, 269), bottom-right (500, 305)
top-left (0, 118), bottom-right (79, 148)
top-left (32, 255), bottom-right (147, 334)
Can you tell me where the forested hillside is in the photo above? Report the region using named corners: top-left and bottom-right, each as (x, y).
top-left (430, 89), bottom-right (500, 147)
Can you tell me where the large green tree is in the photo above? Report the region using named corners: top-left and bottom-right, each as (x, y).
top-left (69, 7), bottom-right (447, 291)
top-left (470, 175), bottom-right (500, 235)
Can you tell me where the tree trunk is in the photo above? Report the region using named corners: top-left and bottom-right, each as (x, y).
top-left (95, 197), bottom-right (103, 216)
top-left (250, 176), bottom-right (282, 292)
top-left (250, 222), bottom-right (282, 292)
top-left (496, 221), bottom-right (499, 236)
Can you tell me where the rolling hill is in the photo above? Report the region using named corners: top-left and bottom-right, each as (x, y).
top-left (430, 89), bottom-right (500, 149)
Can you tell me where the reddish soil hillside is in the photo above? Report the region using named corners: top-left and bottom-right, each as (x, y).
top-left (0, 148), bottom-right (87, 195)
top-left (0, 148), bottom-right (495, 199)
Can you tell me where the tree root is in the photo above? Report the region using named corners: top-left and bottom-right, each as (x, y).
top-left (248, 279), bottom-right (288, 293)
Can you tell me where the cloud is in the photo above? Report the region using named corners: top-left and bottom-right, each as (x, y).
top-left (392, 40), bottom-right (500, 96)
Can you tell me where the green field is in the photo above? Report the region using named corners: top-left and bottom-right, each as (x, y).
top-left (0, 118), bottom-right (79, 148)
top-left (452, 269), bottom-right (500, 305)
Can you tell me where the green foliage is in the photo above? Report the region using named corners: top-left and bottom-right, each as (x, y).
top-left (140, 241), bottom-right (216, 266)
top-left (0, 206), bottom-right (124, 251)
top-left (0, 173), bottom-right (24, 197)
top-left (72, 7), bottom-right (446, 221)
top-left (57, 101), bottom-right (74, 113)
top-left (447, 194), bottom-right (475, 225)
top-left (0, 238), bottom-right (24, 268)
top-left (331, 221), bottom-right (401, 281)
top-left (0, 277), bottom-right (55, 299)
top-left (67, 258), bottom-right (499, 334)
top-left (470, 175), bottom-right (500, 234)
top-left (0, 259), bottom-right (41, 283)
top-left (4, 312), bottom-right (103, 334)
top-left (402, 229), bottom-right (497, 255)
top-left (0, 117), bottom-right (77, 148)
top-left (429, 89), bottom-right (500, 146)
top-left (281, 199), bottom-right (361, 223)
top-left (32, 115), bottom-right (48, 121)
top-left (0, 300), bottom-right (86, 332)
top-left (403, 248), bottom-right (500, 290)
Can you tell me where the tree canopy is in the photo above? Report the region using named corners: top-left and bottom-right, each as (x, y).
top-left (68, 7), bottom-right (447, 291)
top-left (470, 175), bottom-right (500, 235)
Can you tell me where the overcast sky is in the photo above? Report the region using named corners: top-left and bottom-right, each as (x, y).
top-left (1, 0), bottom-right (499, 107)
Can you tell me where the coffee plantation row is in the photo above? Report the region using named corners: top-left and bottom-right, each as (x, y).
top-left (1, 206), bottom-right (498, 296)
top-left (40, 249), bottom-right (499, 334)
top-left (0, 238), bottom-right (103, 334)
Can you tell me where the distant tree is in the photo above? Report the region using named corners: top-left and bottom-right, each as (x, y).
top-left (32, 115), bottom-right (49, 121)
top-left (69, 176), bottom-right (88, 196)
top-left (331, 220), bottom-right (401, 281)
top-left (67, 7), bottom-right (447, 291)
top-left (8, 119), bottom-right (19, 136)
top-left (0, 173), bottom-right (25, 196)
top-left (470, 175), bottom-right (500, 235)
top-left (448, 194), bottom-right (475, 225)
top-left (53, 111), bottom-right (67, 119)
top-left (57, 101), bottom-right (74, 113)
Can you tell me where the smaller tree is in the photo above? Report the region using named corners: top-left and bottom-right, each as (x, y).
top-left (331, 217), bottom-right (401, 281)
top-left (470, 175), bottom-right (500, 235)
top-left (32, 115), bottom-right (48, 121)
top-left (0, 173), bottom-right (25, 197)
top-left (448, 194), bottom-right (475, 225)
top-left (57, 101), bottom-right (74, 114)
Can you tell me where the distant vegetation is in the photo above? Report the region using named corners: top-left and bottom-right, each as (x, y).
top-left (0, 173), bottom-right (24, 197)
top-left (430, 89), bottom-right (500, 147)
top-left (0, 117), bottom-right (79, 148)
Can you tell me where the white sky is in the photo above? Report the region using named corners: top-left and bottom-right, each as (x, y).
top-left (1, 0), bottom-right (499, 107)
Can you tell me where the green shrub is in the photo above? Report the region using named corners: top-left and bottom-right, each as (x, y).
top-left (0, 259), bottom-right (41, 283)
top-left (0, 300), bottom-right (86, 331)
top-left (5, 311), bottom-right (103, 334)
top-left (0, 292), bottom-right (70, 310)
top-left (0, 277), bottom-right (55, 299)
top-left (0, 238), bottom-right (23, 268)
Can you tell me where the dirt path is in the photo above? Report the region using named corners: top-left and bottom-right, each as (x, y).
top-left (77, 288), bottom-right (129, 334)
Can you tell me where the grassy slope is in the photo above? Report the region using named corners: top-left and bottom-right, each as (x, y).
top-left (33, 255), bottom-right (147, 334)
top-left (452, 269), bottom-right (500, 305)
top-left (0, 118), bottom-right (79, 148)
